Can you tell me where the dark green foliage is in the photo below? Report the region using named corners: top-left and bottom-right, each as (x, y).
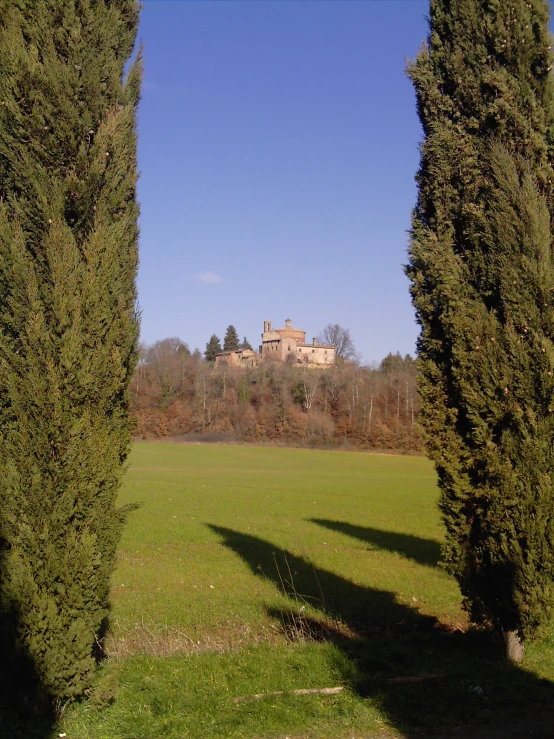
top-left (380, 353), bottom-right (417, 376)
top-left (291, 379), bottom-right (305, 406)
top-left (223, 324), bottom-right (240, 351)
top-left (205, 334), bottom-right (222, 362)
top-left (407, 0), bottom-right (554, 644)
top-left (0, 0), bottom-right (141, 704)
top-left (240, 336), bottom-right (253, 351)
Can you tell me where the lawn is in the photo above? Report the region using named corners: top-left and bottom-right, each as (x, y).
top-left (7, 443), bottom-right (554, 738)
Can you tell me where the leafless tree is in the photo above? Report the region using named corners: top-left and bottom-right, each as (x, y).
top-left (301, 369), bottom-right (320, 412)
top-left (317, 323), bottom-right (356, 360)
top-left (145, 338), bottom-right (191, 407)
top-left (132, 337), bottom-right (422, 450)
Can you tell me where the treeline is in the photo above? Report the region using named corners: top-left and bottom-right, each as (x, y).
top-left (131, 339), bottom-right (421, 451)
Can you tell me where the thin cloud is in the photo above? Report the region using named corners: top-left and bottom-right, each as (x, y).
top-left (195, 272), bottom-right (222, 285)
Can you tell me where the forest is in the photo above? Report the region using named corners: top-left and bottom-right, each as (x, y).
top-left (131, 338), bottom-right (421, 451)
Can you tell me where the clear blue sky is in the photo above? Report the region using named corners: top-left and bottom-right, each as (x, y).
top-left (136, 0), bottom-right (429, 364)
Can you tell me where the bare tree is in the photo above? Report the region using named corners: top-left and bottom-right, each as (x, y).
top-left (131, 338), bottom-right (422, 450)
top-left (301, 369), bottom-right (320, 412)
top-left (318, 323), bottom-right (356, 360)
top-left (145, 338), bottom-right (190, 408)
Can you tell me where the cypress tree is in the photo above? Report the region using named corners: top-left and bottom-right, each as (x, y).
top-left (240, 336), bottom-right (253, 351)
top-left (407, 0), bottom-right (554, 660)
top-left (0, 0), bottom-right (141, 704)
top-left (223, 324), bottom-right (240, 351)
top-left (205, 334), bottom-right (222, 362)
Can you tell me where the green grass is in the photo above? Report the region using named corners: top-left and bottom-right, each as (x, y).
top-left (110, 443), bottom-right (461, 646)
top-left (4, 443), bottom-right (554, 738)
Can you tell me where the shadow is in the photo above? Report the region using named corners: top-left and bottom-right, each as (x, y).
top-left (0, 538), bottom-right (56, 737)
top-left (209, 524), bottom-right (554, 737)
top-left (208, 524), bottom-right (436, 634)
top-left (311, 518), bottom-right (442, 568)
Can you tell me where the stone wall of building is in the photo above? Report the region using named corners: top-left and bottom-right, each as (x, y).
top-left (215, 349), bottom-right (260, 367)
top-left (296, 340), bottom-right (335, 366)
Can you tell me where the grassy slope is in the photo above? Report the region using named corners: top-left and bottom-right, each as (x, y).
top-left (17, 443), bottom-right (554, 738)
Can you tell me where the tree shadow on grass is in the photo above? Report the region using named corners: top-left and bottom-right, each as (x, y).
top-left (209, 524), bottom-right (554, 737)
top-left (311, 518), bottom-right (442, 567)
top-left (0, 543), bottom-right (56, 738)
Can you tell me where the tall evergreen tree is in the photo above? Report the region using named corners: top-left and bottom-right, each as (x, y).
top-left (407, 0), bottom-right (554, 660)
top-left (240, 336), bottom-right (253, 351)
top-left (223, 324), bottom-right (240, 351)
top-left (205, 334), bottom-right (222, 362)
top-left (0, 0), bottom-right (141, 704)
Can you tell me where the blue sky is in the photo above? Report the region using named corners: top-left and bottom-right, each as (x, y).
top-left (136, 0), bottom-right (429, 364)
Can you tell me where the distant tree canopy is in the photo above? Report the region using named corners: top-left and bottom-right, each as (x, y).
top-left (223, 325), bottom-right (241, 351)
top-left (131, 338), bottom-right (421, 451)
top-left (241, 336), bottom-right (254, 351)
top-left (140, 338), bottom-right (192, 409)
top-left (318, 324), bottom-right (356, 360)
top-left (380, 353), bottom-right (417, 376)
top-left (205, 334), bottom-right (222, 362)
top-left (146, 338), bottom-right (190, 363)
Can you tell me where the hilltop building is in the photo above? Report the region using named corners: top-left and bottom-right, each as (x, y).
top-left (213, 347), bottom-right (259, 368)
top-left (214, 319), bottom-right (335, 368)
top-left (261, 319), bottom-right (335, 366)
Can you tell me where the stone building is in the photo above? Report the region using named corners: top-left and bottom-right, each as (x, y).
top-left (214, 348), bottom-right (260, 368)
top-left (215, 319), bottom-right (335, 368)
top-left (261, 319), bottom-right (335, 366)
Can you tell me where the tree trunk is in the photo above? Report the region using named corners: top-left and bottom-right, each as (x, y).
top-left (505, 630), bottom-right (524, 662)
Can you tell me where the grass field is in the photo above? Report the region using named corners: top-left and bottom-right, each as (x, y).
top-left (6, 443), bottom-right (554, 738)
